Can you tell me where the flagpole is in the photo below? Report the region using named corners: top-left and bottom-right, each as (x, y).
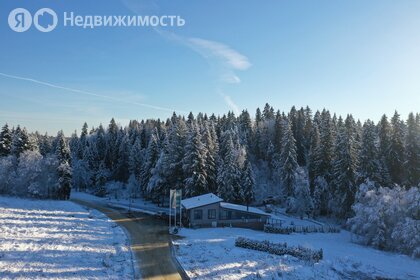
top-left (179, 190), bottom-right (182, 229)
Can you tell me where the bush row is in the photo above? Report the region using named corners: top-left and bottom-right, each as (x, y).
top-left (235, 237), bottom-right (323, 262)
top-left (264, 224), bottom-right (340, 234)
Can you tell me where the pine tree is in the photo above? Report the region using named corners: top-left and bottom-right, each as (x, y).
top-left (39, 133), bottom-right (53, 156)
top-left (82, 136), bottom-right (101, 190)
top-left (312, 176), bottom-right (329, 216)
top-left (11, 126), bottom-right (30, 157)
top-left (96, 125), bottom-right (107, 162)
top-left (308, 124), bottom-right (321, 192)
top-left (331, 116), bottom-right (358, 218)
top-left (55, 131), bottom-right (72, 200)
top-left (0, 124), bottom-right (12, 157)
top-left (69, 131), bottom-right (79, 159)
top-left (241, 159), bottom-right (255, 209)
top-left (55, 131), bottom-right (71, 163)
top-left (147, 148), bottom-right (167, 203)
top-left (165, 117), bottom-right (187, 190)
top-left (183, 123), bottom-right (208, 197)
top-left (279, 120), bottom-right (298, 197)
top-left (315, 110), bottom-right (335, 182)
top-left (358, 120), bottom-right (383, 185)
top-left (114, 133), bottom-right (130, 182)
top-left (106, 118), bottom-right (119, 170)
top-left (404, 112), bottom-right (420, 186)
top-left (129, 138), bottom-right (143, 183)
top-left (238, 110), bottom-right (253, 147)
top-left (378, 115), bottom-right (392, 183)
top-left (273, 111), bottom-right (284, 154)
top-left (140, 129), bottom-right (160, 195)
top-left (202, 121), bottom-right (218, 193)
top-left (389, 111), bottom-right (406, 185)
top-left (217, 132), bottom-right (241, 202)
top-left (293, 181), bottom-right (313, 219)
top-left (95, 161), bottom-right (109, 197)
top-left (77, 122), bottom-right (88, 159)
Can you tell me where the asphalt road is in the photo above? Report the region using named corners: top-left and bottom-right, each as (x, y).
top-left (72, 199), bottom-right (183, 280)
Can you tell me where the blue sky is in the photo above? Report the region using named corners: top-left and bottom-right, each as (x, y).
top-left (1, 0), bottom-right (419, 135)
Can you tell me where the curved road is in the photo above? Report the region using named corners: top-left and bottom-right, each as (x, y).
top-left (72, 199), bottom-right (184, 280)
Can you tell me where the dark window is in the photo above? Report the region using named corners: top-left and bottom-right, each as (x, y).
top-left (193, 209), bottom-right (203, 220)
top-left (220, 210), bottom-right (232, 220)
top-left (208, 209), bottom-right (216, 219)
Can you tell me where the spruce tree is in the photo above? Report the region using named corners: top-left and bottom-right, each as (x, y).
top-left (0, 124), bottom-right (12, 157)
top-left (114, 133), bottom-right (130, 182)
top-left (55, 131), bottom-right (72, 200)
top-left (77, 122), bottom-right (88, 159)
top-left (378, 115), bottom-right (392, 182)
top-left (389, 111), bottom-right (406, 185)
top-left (331, 116), bottom-right (358, 218)
top-left (217, 132), bottom-right (241, 202)
top-left (183, 124), bottom-right (208, 197)
top-left (129, 138), bottom-right (143, 183)
top-left (241, 159), bottom-right (255, 209)
top-left (308, 124), bottom-right (322, 194)
top-left (11, 126), bottom-right (30, 157)
top-left (202, 121), bottom-right (218, 193)
top-left (316, 110), bottom-right (334, 182)
top-left (358, 120), bottom-right (382, 185)
top-left (279, 120), bottom-right (298, 197)
top-left (140, 129), bottom-right (160, 196)
top-left (404, 112), bottom-right (420, 186)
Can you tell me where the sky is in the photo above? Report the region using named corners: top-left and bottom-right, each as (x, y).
top-left (1, 0), bottom-right (419, 135)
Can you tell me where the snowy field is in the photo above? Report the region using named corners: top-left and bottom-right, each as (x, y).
top-left (174, 227), bottom-right (420, 280)
top-left (0, 196), bottom-right (134, 280)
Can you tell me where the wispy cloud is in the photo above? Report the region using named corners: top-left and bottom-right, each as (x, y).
top-left (0, 72), bottom-right (186, 114)
top-left (154, 29), bottom-right (252, 85)
top-left (219, 90), bottom-right (240, 115)
top-left (187, 38), bottom-right (251, 84)
top-left (188, 38), bottom-right (251, 70)
top-left (127, 0), bottom-right (251, 112)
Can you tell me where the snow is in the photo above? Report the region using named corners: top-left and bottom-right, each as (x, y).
top-left (220, 202), bottom-right (270, 216)
top-left (173, 227), bottom-right (420, 280)
top-left (0, 196), bottom-right (134, 280)
top-left (181, 193), bottom-right (223, 210)
top-left (71, 191), bottom-right (166, 215)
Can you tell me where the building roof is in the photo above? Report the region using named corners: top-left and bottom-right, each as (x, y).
top-left (181, 193), bottom-right (223, 210)
top-left (220, 202), bottom-right (270, 216)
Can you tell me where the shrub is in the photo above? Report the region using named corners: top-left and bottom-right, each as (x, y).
top-left (235, 237), bottom-right (323, 262)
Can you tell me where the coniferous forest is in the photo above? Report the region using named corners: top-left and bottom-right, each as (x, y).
top-left (0, 104), bottom-right (419, 256)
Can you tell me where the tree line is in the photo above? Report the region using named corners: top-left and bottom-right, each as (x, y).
top-left (0, 104), bottom-right (419, 218)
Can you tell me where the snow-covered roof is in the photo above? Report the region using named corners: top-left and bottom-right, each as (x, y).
top-left (181, 193), bottom-right (223, 210)
top-left (220, 202), bottom-right (270, 216)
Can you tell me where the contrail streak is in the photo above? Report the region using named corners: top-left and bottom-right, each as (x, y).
top-left (0, 72), bottom-right (186, 114)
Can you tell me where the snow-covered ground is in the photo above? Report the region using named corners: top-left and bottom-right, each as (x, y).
top-left (71, 191), bottom-right (167, 215)
top-left (173, 227), bottom-right (420, 280)
top-left (0, 196), bottom-right (134, 280)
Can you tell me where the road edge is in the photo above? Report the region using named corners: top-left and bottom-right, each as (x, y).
top-left (169, 236), bottom-right (191, 280)
top-left (71, 199), bottom-right (141, 280)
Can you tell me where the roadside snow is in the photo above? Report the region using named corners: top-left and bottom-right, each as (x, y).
top-left (173, 227), bottom-right (420, 280)
top-left (71, 191), bottom-right (165, 215)
top-left (0, 196), bottom-right (134, 280)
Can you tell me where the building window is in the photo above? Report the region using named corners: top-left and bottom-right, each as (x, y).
top-left (220, 210), bottom-right (232, 220)
top-left (193, 210), bottom-right (203, 220)
top-left (208, 209), bottom-right (216, 219)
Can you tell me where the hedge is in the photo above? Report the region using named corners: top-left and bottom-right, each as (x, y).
top-left (235, 237), bottom-right (323, 262)
top-left (264, 224), bottom-right (340, 234)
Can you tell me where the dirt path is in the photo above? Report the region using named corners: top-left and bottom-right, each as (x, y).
top-left (72, 199), bottom-right (183, 280)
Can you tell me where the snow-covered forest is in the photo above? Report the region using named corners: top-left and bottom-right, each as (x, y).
top-left (0, 104), bottom-right (419, 256)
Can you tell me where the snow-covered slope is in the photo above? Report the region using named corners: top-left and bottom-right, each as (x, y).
top-left (0, 196), bottom-right (134, 280)
top-left (173, 227), bottom-right (420, 280)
